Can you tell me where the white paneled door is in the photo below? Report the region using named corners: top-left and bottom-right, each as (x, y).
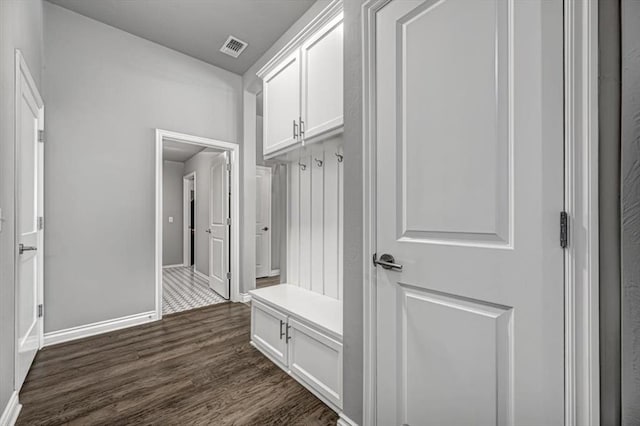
top-left (256, 166), bottom-right (272, 278)
top-left (374, 0), bottom-right (564, 425)
top-left (208, 153), bottom-right (230, 299)
top-left (15, 50), bottom-right (45, 390)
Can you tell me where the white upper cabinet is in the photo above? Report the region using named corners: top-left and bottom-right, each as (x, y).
top-left (259, 8), bottom-right (343, 159)
top-left (263, 51), bottom-right (301, 155)
top-left (300, 16), bottom-right (343, 143)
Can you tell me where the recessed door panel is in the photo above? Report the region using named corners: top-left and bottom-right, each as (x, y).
top-left (398, 0), bottom-right (509, 245)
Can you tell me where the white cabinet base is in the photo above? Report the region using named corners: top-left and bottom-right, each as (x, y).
top-left (250, 284), bottom-right (343, 414)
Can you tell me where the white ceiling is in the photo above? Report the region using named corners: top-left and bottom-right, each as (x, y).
top-left (45, 0), bottom-right (316, 75)
top-left (163, 140), bottom-right (206, 162)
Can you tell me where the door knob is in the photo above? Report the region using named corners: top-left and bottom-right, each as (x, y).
top-left (205, 228), bottom-right (212, 234)
top-left (262, 227), bottom-right (269, 231)
top-left (19, 244), bottom-right (37, 255)
top-left (373, 253), bottom-right (403, 271)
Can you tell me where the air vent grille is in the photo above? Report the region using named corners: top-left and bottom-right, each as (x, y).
top-left (220, 36), bottom-right (248, 58)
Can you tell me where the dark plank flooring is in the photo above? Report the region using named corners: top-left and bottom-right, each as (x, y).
top-left (256, 275), bottom-right (280, 289)
top-left (17, 302), bottom-right (337, 425)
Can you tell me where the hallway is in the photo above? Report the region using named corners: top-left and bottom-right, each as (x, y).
top-left (17, 303), bottom-right (337, 425)
top-left (163, 266), bottom-right (226, 315)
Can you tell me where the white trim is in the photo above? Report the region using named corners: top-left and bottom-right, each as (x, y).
top-left (43, 311), bottom-right (156, 347)
top-left (0, 391), bottom-right (21, 426)
top-left (563, 1), bottom-right (600, 425)
top-left (360, 1), bottom-right (600, 424)
top-left (337, 412), bottom-right (358, 426)
top-left (162, 264), bottom-right (183, 269)
top-left (256, 0), bottom-right (343, 79)
top-left (194, 268), bottom-right (209, 282)
top-left (156, 129), bottom-right (241, 321)
top-left (182, 171), bottom-right (196, 267)
top-left (269, 269), bottom-right (281, 277)
top-left (239, 293), bottom-right (252, 303)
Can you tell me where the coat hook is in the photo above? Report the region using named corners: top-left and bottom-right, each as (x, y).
top-left (298, 162), bottom-right (307, 171)
top-left (335, 152), bottom-right (343, 163)
top-left (314, 158), bottom-right (323, 167)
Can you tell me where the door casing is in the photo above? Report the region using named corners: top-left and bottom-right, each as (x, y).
top-left (155, 129), bottom-right (240, 318)
top-left (360, 0), bottom-right (600, 425)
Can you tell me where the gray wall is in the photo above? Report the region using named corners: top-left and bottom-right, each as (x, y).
top-left (43, 3), bottom-right (242, 332)
top-left (0, 0), bottom-right (44, 411)
top-left (184, 151), bottom-right (224, 277)
top-left (162, 161), bottom-right (184, 266)
top-left (343, 0), bottom-right (365, 423)
top-left (622, 0), bottom-right (640, 423)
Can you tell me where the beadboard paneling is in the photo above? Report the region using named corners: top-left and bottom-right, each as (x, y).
top-left (287, 139), bottom-right (344, 300)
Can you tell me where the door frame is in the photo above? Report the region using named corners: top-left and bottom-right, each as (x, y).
top-left (155, 129), bottom-right (240, 319)
top-left (256, 165), bottom-right (273, 278)
top-left (14, 49), bottom-right (45, 389)
top-left (182, 171), bottom-right (196, 267)
top-left (360, 1), bottom-right (600, 425)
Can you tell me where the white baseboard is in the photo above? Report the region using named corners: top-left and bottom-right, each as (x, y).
top-left (337, 413), bottom-right (358, 426)
top-left (162, 264), bottom-right (184, 269)
top-left (0, 391), bottom-right (21, 426)
top-left (194, 269), bottom-right (209, 281)
top-left (43, 311), bottom-right (157, 347)
top-left (269, 269), bottom-right (280, 277)
top-left (239, 293), bottom-right (251, 303)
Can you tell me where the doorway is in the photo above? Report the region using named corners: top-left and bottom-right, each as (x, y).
top-left (183, 172), bottom-right (196, 268)
top-left (155, 129), bottom-right (240, 318)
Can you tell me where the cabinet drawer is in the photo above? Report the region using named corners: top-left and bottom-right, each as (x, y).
top-left (287, 317), bottom-right (343, 409)
top-left (251, 300), bottom-right (288, 367)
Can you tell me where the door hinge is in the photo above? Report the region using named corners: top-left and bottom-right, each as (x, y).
top-left (38, 216), bottom-right (44, 230)
top-left (38, 304), bottom-right (43, 318)
top-left (226, 217), bottom-right (231, 226)
top-left (226, 163), bottom-right (231, 171)
top-left (560, 211), bottom-right (569, 249)
top-left (38, 130), bottom-right (45, 143)
top-left (226, 272), bottom-right (232, 280)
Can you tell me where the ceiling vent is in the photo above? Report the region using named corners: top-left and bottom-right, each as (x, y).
top-left (220, 36), bottom-right (248, 58)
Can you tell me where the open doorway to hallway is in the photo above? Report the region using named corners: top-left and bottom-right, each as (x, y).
top-left (156, 130), bottom-right (240, 317)
top-left (255, 91), bottom-right (286, 290)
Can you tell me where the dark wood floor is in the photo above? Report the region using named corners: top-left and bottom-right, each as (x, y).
top-left (256, 275), bottom-right (280, 289)
top-left (18, 302), bottom-right (337, 425)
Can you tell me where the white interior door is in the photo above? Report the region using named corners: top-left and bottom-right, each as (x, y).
top-left (15, 51), bottom-right (44, 390)
top-left (374, 1), bottom-right (565, 425)
top-left (208, 153), bottom-right (230, 299)
top-left (256, 166), bottom-right (272, 278)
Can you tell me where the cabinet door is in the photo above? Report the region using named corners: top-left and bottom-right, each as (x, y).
top-left (300, 15), bottom-right (344, 142)
top-left (251, 300), bottom-right (288, 367)
top-left (287, 318), bottom-right (343, 409)
top-left (263, 51), bottom-right (301, 156)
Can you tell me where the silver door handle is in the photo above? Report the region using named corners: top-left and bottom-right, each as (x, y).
top-left (373, 253), bottom-right (403, 271)
top-left (19, 244), bottom-right (37, 255)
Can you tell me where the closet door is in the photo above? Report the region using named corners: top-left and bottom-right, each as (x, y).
top-left (300, 14), bottom-right (344, 143)
top-left (263, 51), bottom-right (301, 157)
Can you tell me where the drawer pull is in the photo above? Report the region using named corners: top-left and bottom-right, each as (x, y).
top-left (279, 320), bottom-right (285, 340)
top-left (286, 324), bottom-right (292, 342)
